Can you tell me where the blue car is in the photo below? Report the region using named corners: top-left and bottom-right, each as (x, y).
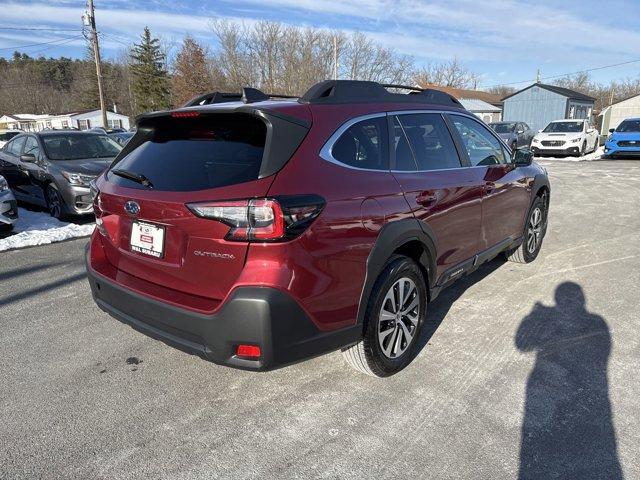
top-left (604, 118), bottom-right (640, 158)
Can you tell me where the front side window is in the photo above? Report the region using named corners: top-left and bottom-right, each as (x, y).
top-left (395, 113), bottom-right (461, 171)
top-left (23, 136), bottom-right (41, 158)
top-left (331, 116), bottom-right (389, 170)
top-left (449, 115), bottom-right (505, 166)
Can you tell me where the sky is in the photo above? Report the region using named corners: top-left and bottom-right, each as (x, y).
top-left (1, 0), bottom-right (639, 89)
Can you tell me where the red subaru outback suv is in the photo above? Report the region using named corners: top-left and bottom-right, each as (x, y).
top-left (86, 80), bottom-right (550, 377)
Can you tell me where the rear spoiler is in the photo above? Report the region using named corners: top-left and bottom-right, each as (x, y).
top-left (116, 107), bottom-right (310, 180)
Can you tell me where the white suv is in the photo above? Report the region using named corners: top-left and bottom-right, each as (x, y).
top-left (531, 119), bottom-right (599, 157)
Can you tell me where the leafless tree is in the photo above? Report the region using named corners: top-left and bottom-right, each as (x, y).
top-left (412, 58), bottom-right (480, 89)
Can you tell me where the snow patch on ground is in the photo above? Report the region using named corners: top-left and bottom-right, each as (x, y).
top-left (535, 146), bottom-right (604, 162)
top-left (0, 208), bottom-right (94, 252)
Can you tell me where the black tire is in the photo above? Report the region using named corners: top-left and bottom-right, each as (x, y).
top-left (505, 195), bottom-right (547, 264)
top-left (46, 184), bottom-right (65, 220)
top-left (342, 255), bottom-right (427, 377)
top-left (578, 140), bottom-right (586, 157)
top-left (0, 223), bottom-right (12, 233)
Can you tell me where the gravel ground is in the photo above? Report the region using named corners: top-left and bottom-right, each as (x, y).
top-left (1, 159), bottom-right (639, 479)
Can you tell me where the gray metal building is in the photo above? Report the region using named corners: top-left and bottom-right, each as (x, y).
top-left (502, 83), bottom-right (595, 131)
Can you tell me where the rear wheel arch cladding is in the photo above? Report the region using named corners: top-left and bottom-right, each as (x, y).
top-left (356, 219), bottom-right (437, 327)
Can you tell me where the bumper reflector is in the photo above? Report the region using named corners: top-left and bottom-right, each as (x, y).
top-left (236, 344), bottom-right (261, 359)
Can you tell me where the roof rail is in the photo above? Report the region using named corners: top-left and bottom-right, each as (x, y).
top-left (183, 88), bottom-right (297, 107)
top-left (299, 80), bottom-right (464, 108)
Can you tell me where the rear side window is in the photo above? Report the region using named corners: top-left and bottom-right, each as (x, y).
top-left (449, 115), bottom-right (506, 166)
top-left (110, 114), bottom-right (267, 191)
top-left (331, 116), bottom-right (389, 170)
top-left (395, 114), bottom-right (461, 171)
top-left (0, 131), bottom-right (20, 142)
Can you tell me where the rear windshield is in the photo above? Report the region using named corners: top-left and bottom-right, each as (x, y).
top-left (616, 120), bottom-right (640, 133)
top-left (0, 131), bottom-right (20, 141)
top-left (109, 114), bottom-right (266, 191)
top-left (42, 134), bottom-right (122, 160)
top-left (543, 122), bottom-right (583, 133)
top-left (490, 123), bottom-right (516, 133)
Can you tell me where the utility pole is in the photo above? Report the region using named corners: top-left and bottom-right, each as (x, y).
top-left (536, 69), bottom-right (541, 83)
top-left (85, 0), bottom-right (108, 130)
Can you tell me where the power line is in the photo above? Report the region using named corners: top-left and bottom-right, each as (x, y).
top-left (0, 35), bottom-right (85, 52)
top-left (483, 58), bottom-right (640, 89)
top-left (0, 27), bottom-right (81, 32)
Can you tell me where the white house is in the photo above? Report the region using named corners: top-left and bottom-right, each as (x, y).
top-left (0, 109), bottom-right (131, 132)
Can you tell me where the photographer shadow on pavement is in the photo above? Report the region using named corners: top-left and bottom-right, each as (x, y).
top-left (516, 282), bottom-right (623, 480)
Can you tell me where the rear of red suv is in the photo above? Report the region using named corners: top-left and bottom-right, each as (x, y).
top-left (87, 80), bottom-right (550, 376)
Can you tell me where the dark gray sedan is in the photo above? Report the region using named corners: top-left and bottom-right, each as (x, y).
top-left (0, 131), bottom-right (122, 219)
top-left (489, 121), bottom-right (534, 152)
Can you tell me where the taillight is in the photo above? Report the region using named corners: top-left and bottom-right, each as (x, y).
top-left (90, 179), bottom-right (107, 236)
top-left (187, 195), bottom-right (325, 242)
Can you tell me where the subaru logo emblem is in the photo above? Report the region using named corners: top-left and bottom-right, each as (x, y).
top-left (124, 200), bottom-right (140, 215)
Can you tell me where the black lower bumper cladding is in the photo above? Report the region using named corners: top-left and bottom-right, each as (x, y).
top-left (85, 249), bottom-right (360, 371)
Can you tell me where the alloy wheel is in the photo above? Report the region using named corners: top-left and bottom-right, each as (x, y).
top-left (47, 187), bottom-right (62, 219)
top-left (527, 207), bottom-right (543, 254)
top-left (378, 277), bottom-right (420, 358)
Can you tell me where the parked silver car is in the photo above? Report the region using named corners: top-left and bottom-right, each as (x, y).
top-left (0, 175), bottom-right (18, 232)
top-left (0, 131), bottom-right (122, 219)
top-left (489, 121), bottom-right (534, 152)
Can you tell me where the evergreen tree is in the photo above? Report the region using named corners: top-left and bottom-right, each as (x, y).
top-left (129, 27), bottom-right (170, 114)
top-left (172, 36), bottom-right (214, 107)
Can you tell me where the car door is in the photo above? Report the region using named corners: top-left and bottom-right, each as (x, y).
top-left (21, 135), bottom-right (48, 203)
top-left (447, 113), bottom-right (531, 252)
top-left (522, 123), bottom-right (534, 146)
top-left (389, 112), bottom-right (483, 282)
top-left (585, 120), bottom-right (598, 150)
top-left (0, 135), bottom-right (30, 199)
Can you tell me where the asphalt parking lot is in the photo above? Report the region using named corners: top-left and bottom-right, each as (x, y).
top-left (1, 159), bottom-right (639, 479)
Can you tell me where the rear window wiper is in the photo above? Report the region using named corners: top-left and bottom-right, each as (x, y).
top-left (111, 168), bottom-right (154, 189)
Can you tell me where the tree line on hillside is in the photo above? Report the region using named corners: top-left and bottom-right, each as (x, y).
top-left (1, 20), bottom-right (639, 118)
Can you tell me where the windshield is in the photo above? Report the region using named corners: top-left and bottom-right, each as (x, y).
top-left (109, 114), bottom-right (266, 191)
top-left (543, 122), bottom-right (583, 133)
top-left (42, 134), bottom-right (122, 160)
top-left (490, 123), bottom-right (516, 134)
top-left (616, 120), bottom-right (640, 133)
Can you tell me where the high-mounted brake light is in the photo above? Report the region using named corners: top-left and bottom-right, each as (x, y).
top-left (171, 111), bottom-right (200, 118)
top-left (187, 195), bottom-right (325, 242)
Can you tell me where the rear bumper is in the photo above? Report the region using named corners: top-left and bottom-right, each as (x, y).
top-left (85, 246), bottom-right (361, 371)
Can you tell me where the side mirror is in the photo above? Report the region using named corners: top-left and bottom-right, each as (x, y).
top-left (20, 153), bottom-right (36, 163)
top-left (609, 128), bottom-right (615, 133)
top-left (514, 147), bottom-right (533, 166)
top-left (537, 129), bottom-right (542, 133)
top-left (587, 128), bottom-right (595, 133)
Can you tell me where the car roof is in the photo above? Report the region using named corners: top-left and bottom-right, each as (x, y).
top-left (550, 119), bottom-right (584, 123)
top-left (36, 130), bottom-right (103, 136)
